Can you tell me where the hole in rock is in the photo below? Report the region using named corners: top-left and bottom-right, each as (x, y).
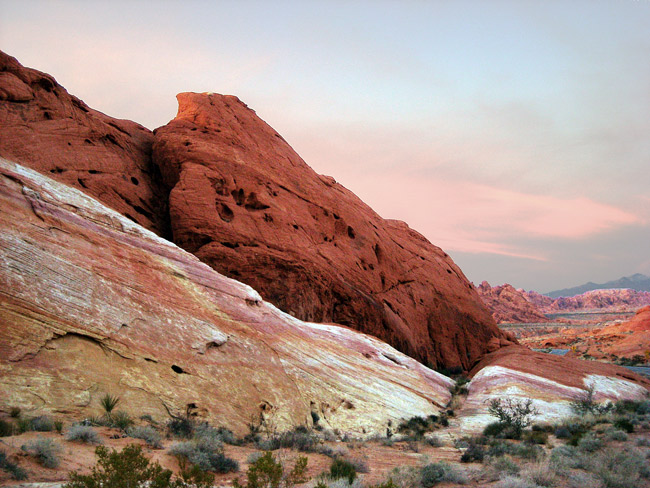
top-left (347, 226), bottom-right (356, 239)
top-left (144, 357), bottom-right (157, 363)
top-left (37, 77), bottom-right (55, 92)
top-left (131, 177), bottom-right (139, 186)
top-left (263, 213), bottom-right (273, 223)
top-left (43, 111), bottom-right (52, 120)
top-left (232, 188), bottom-right (245, 206)
top-left (447, 269), bottom-right (452, 274)
top-left (88, 169), bottom-right (98, 174)
top-left (84, 139), bottom-right (93, 145)
top-left (221, 241), bottom-right (239, 249)
top-left (217, 202), bottom-right (234, 222)
top-left (293, 224), bottom-right (299, 230)
top-left (77, 178), bottom-right (87, 188)
top-left (184, 141), bottom-right (191, 146)
top-left (171, 365), bottom-right (186, 374)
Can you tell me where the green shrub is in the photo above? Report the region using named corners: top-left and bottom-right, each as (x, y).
top-left (613, 417), bottom-right (634, 433)
top-left (397, 415), bottom-right (439, 439)
top-left (553, 425), bottom-right (570, 438)
top-left (21, 436), bottom-right (62, 468)
top-left (420, 461), bottom-right (467, 486)
top-left (110, 411), bottom-right (134, 430)
top-left (593, 447), bottom-right (649, 488)
top-left (329, 458), bottom-right (357, 484)
top-left (63, 444), bottom-right (214, 488)
top-left (31, 415), bottom-right (55, 432)
top-left (523, 429), bottom-right (548, 445)
top-left (233, 451), bottom-right (308, 488)
top-left (487, 398), bottom-right (538, 437)
top-left (168, 416), bottom-right (194, 439)
top-left (522, 463), bottom-right (556, 487)
top-left (9, 407), bottom-right (21, 418)
top-left (0, 419), bottom-right (14, 437)
top-left (127, 425), bottom-right (163, 449)
top-left (66, 424), bottom-right (102, 444)
top-left (494, 476), bottom-right (538, 488)
top-left (16, 417), bottom-right (31, 433)
top-left (577, 432), bottom-right (603, 452)
top-left (99, 393), bottom-right (120, 416)
top-left (54, 420), bottom-right (63, 434)
top-left (0, 449), bottom-right (27, 480)
top-left (385, 466), bottom-right (420, 488)
top-left (488, 456), bottom-right (520, 477)
top-left (570, 384), bottom-right (612, 415)
top-left (483, 421), bottom-right (520, 440)
top-left (169, 436), bottom-right (238, 473)
top-left (424, 435), bottom-right (442, 447)
top-left (507, 442), bottom-right (543, 460)
top-left (460, 441), bottom-right (485, 463)
top-left (604, 428), bottom-right (628, 442)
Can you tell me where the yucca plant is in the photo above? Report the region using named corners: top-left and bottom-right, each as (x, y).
top-left (99, 394), bottom-right (120, 419)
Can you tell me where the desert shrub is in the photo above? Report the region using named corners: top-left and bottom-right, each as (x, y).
top-left (420, 461), bottom-right (467, 486)
top-left (522, 463), bottom-right (556, 487)
top-left (0, 419), bottom-right (14, 437)
top-left (127, 425), bottom-right (163, 449)
top-left (21, 436), bottom-right (62, 468)
top-left (531, 423), bottom-right (554, 432)
top-left (577, 432), bottom-right (603, 452)
top-left (9, 407), bottom-right (21, 418)
top-left (613, 417), bottom-right (634, 433)
top-left (278, 428), bottom-right (318, 451)
top-left (397, 415), bottom-right (439, 439)
top-left (54, 420), bottom-right (63, 433)
top-left (614, 399), bottom-right (650, 415)
top-left (508, 442), bottom-right (543, 460)
top-left (523, 429), bottom-right (548, 445)
top-left (635, 437), bottom-right (650, 447)
top-left (553, 425), bottom-right (570, 438)
top-left (494, 476), bottom-right (538, 488)
top-left (604, 428), bottom-right (628, 442)
top-left (215, 426), bottom-right (238, 445)
top-left (487, 456), bottom-right (520, 477)
top-left (460, 441), bottom-right (485, 463)
top-left (570, 384), bottom-right (612, 415)
top-left (168, 416), bottom-right (194, 439)
top-left (99, 393), bottom-right (120, 416)
top-left (487, 398), bottom-right (538, 437)
top-left (31, 415), bottom-right (55, 432)
top-left (316, 479), bottom-right (364, 488)
top-left (169, 439), bottom-right (238, 473)
top-left (66, 424), bottom-right (102, 444)
top-left (593, 447), bottom-right (650, 488)
top-left (63, 444), bottom-right (214, 488)
top-left (385, 466), bottom-right (420, 488)
top-left (233, 451), bottom-right (308, 488)
top-left (424, 435), bottom-right (442, 447)
top-left (110, 411), bottom-right (134, 430)
top-left (329, 458), bottom-right (357, 484)
top-left (345, 457), bottom-right (369, 474)
top-left (450, 376), bottom-right (470, 396)
top-left (0, 449), bottom-right (27, 480)
top-left (483, 421), bottom-right (521, 440)
top-left (16, 417), bottom-right (31, 433)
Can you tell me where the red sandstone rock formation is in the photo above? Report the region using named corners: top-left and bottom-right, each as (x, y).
top-left (0, 50), bottom-right (168, 235)
top-left (152, 92), bottom-right (513, 369)
top-left (477, 281), bottom-right (548, 324)
top-left (0, 158), bottom-right (454, 435)
top-left (524, 288), bottom-right (650, 313)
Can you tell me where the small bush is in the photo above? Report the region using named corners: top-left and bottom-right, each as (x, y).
top-left (278, 428), bottom-right (318, 452)
top-left (169, 440), bottom-right (238, 473)
top-left (483, 421), bottom-right (520, 440)
top-left (110, 411), bottom-right (134, 430)
top-left (420, 461), bottom-right (467, 486)
top-left (0, 449), bottom-right (27, 480)
top-left (495, 476), bottom-right (538, 488)
top-left (385, 466), bottom-right (420, 488)
top-left (508, 442), bottom-right (543, 460)
top-left (55, 420), bottom-right (63, 433)
top-left (593, 447), bottom-right (649, 488)
top-left (233, 451), bottom-right (308, 488)
top-left (460, 442), bottom-right (485, 463)
top-left (63, 444), bottom-right (214, 488)
top-left (329, 458), bottom-right (357, 484)
top-left (613, 417), bottom-right (634, 433)
top-left (0, 419), bottom-right (14, 437)
top-left (570, 384), bottom-right (612, 415)
top-left (522, 463), bottom-right (556, 487)
top-left (168, 416), bottom-right (194, 439)
top-left (22, 436), bottom-right (62, 468)
top-left (604, 428), bottom-right (628, 442)
top-left (66, 424), bottom-right (102, 444)
top-left (31, 415), bottom-right (55, 432)
top-left (635, 437), bottom-right (650, 447)
top-left (424, 435), bottom-right (442, 447)
top-left (16, 417), bottom-right (31, 433)
top-left (488, 456), bottom-right (520, 477)
top-left (553, 425), bottom-right (570, 438)
top-left (9, 407), bottom-right (21, 418)
top-left (523, 429), bottom-right (548, 445)
top-left (487, 398), bottom-right (538, 437)
top-left (127, 425), bottom-right (163, 448)
top-left (99, 393), bottom-right (120, 415)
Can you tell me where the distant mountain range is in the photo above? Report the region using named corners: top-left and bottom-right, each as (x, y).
top-left (545, 273), bottom-right (650, 298)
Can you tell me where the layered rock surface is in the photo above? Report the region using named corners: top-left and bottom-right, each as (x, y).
top-left (0, 157), bottom-right (454, 435)
top-left (0, 50), bottom-right (168, 236)
top-left (456, 345), bottom-right (650, 433)
top-left (152, 92), bottom-right (512, 369)
top-left (477, 281), bottom-right (548, 324)
top-left (525, 288), bottom-right (650, 313)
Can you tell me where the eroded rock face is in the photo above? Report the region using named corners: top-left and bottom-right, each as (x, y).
top-left (0, 157), bottom-right (453, 435)
top-left (457, 345), bottom-right (650, 433)
top-left (0, 50), bottom-right (168, 236)
top-left (152, 92), bottom-right (512, 369)
top-left (477, 281), bottom-right (548, 324)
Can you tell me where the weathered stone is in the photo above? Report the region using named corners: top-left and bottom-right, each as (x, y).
top-left (0, 50), bottom-right (168, 236)
top-left (152, 92), bottom-right (512, 370)
top-left (0, 157), bottom-right (453, 435)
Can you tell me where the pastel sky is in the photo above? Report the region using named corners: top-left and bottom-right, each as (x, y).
top-left (2, 0), bottom-right (649, 292)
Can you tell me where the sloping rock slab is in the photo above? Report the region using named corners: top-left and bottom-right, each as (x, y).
top-left (457, 345), bottom-right (650, 433)
top-left (0, 157), bottom-right (453, 436)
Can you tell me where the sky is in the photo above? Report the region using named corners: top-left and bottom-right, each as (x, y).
top-left (1, 0), bottom-right (649, 293)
